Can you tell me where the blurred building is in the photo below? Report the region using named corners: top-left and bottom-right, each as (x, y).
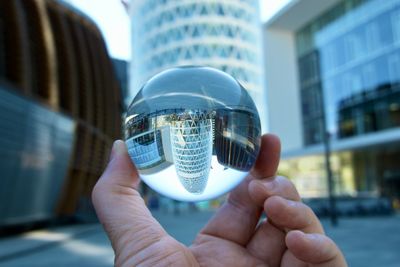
top-left (129, 0), bottom-right (267, 130)
top-left (264, 0), bottom-right (400, 201)
top-left (112, 58), bottom-right (129, 108)
top-left (0, 0), bottom-right (122, 227)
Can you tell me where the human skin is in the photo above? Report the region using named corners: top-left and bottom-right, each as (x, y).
top-left (92, 134), bottom-right (348, 267)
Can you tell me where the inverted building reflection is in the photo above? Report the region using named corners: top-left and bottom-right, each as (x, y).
top-left (125, 108), bottom-right (260, 195)
top-left (215, 109), bottom-right (260, 171)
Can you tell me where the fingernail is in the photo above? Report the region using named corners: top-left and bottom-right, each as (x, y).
top-left (262, 178), bottom-right (276, 191)
top-left (110, 140), bottom-right (125, 161)
top-left (286, 199), bottom-right (298, 208)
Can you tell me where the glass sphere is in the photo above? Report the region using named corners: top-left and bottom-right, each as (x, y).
top-left (124, 66), bottom-right (261, 202)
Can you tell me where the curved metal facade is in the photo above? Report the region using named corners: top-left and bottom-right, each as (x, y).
top-left (130, 0), bottom-right (264, 109)
top-left (0, 0), bottom-right (122, 226)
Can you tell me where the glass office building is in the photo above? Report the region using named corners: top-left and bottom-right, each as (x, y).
top-left (129, 0), bottom-right (266, 129)
top-left (297, 0), bottom-right (400, 145)
top-left (264, 0), bottom-right (400, 202)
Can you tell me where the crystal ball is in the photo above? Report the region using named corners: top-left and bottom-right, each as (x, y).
top-left (124, 66), bottom-right (261, 202)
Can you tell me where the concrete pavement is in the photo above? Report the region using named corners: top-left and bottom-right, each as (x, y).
top-left (0, 224), bottom-right (113, 267)
top-left (0, 211), bottom-right (399, 267)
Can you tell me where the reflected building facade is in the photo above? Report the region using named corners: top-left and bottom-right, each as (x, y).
top-left (125, 108), bottom-right (260, 195)
top-left (125, 66), bottom-right (261, 197)
top-left (170, 111), bottom-right (214, 194)
top-left (128, 129), bottom-right (166, 170)
top-left (215, 109), bottom-right (260, 171)
top-left (125, 112), bottom-right (173, 174)
top-left (264, 0), bottom-right (400, 200)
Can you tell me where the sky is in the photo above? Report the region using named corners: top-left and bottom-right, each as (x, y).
top-left (65, 0), bottom-right (291, 60)
top-left (64, 0), bottom-right (131, 60)
top-left (259, 0), bottom-right (292, 24)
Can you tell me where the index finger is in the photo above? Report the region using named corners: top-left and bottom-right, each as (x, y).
top-left (198, 134), bottom-right (281, 245)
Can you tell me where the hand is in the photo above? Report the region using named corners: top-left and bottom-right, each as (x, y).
top-left (92, 135), bottom-right (347, 267)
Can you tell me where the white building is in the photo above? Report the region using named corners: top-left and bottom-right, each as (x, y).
top-left (129, 0), bottom-right (267, 130)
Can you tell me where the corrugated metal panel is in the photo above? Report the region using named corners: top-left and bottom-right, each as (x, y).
top-left (0, 0), bottom-right (122, 222)
top-left (0, 85), bottom-right (75, 226)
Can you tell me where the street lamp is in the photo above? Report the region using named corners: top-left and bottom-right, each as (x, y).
top-left (322, 130), bottom-right (338, 226)
top-left (319, 88), bottom-right (338, 227)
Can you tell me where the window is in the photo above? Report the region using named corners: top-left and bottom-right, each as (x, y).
top-left (388, 53), bottom-right (400, 86)
top-left (366, 22), bottom-right (380, 52)
top-left (362, 64), bottom-right (376, 91)
top-left (391, 9), bottom-right (400, 43)
top-left (344, 32), bottom-right (363, 62)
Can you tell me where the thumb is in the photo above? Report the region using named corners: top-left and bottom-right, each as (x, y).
top-left (92, 140), bottom-right (167, 264)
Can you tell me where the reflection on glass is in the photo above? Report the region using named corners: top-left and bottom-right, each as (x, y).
top-left (296, 0), bottom-right (400, 144)
top-left (125, 66), bottom-right (261, 201)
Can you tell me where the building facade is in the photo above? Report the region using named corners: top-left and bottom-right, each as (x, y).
top-left (264, 0), bottom-right (400, 201)
top-left (0, 0), bottom-right (122, 227)
top-left (129, 0), bottom-right (266, 130)
top-left (112, 58), bottom-right (129, 108)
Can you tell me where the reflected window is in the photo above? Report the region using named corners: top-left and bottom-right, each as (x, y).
top-left (344, 32), bottom-right (363, 62)
top-left (304, 119), bottom-right (324, 145)
top-left (297, 0), bottom-right (400, 143)
top-left (339, 117), bottom-right (356, 138)
top-left (389, 99), bottom-right (400, 126)
top-left (388, 53), bottom-right (400, 86)
top-left (366, 22), bottom-right (380, 52)
top-left (362, 64), bottom-right (376, 91)
top-left (391, 9), bottom-right (400, 43)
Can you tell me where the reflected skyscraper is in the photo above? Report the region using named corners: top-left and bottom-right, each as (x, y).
top-left (170, 111), bottom-right (214, 194)
top-left (126, 109), bottom-right (214, 194)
